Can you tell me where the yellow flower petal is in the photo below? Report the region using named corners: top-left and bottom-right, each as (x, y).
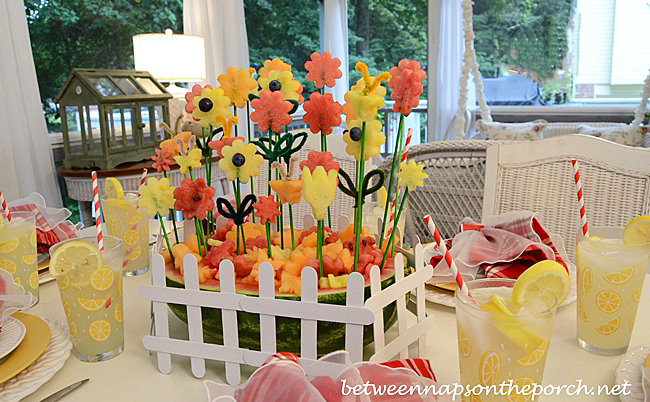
top-left (396, 160), bottom-right (428, 191)
top-left (137, 177), bottom-right (176, 217)
top-left (218, 139), bottom-right (264, 183)
top-left (342, 119), bottom-right (385, 161)
top-left (302, 166), bottom-right (337, 220)
top-left (259, 70), bottom-right (301, 102)
top-left (174, 148), bottom-right (203, 175)
top-left (191, 87), bottom-right (232, 128)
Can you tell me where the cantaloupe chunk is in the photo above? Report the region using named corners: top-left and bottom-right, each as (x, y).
top-left (185, 233), bottom-right (199, 254)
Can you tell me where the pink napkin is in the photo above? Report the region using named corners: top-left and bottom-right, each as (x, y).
top-left (428, 211), bottom-right (568, 282)
top-left (7, 193), bottom-right (81, 253)
top-left (231, 351), bottom-right (448, 401)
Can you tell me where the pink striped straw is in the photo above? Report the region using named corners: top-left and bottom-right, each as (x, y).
top-left (139, 168), bottom-right (148, 197)
top-left (385, 128), bottom-right (413, 239)
top-left (0, 191), bottom-right (11, 222)
top-left (92, 171), bottom-right (104, 250)
top-left (572, 159), bottom-right (590, 237)
top-left (424, 215), bottom-right (474, 302)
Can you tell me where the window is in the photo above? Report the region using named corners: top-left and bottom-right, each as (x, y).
top-left (473, 0), bottom-right (648, 106)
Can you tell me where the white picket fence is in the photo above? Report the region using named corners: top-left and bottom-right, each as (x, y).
top-left (140, 233), bottom-right (434, 386)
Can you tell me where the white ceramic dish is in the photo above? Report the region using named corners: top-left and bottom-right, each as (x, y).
top-left (0, 318), bottom-right (26, 361)
top-left (615, 344), bottom-right (650, 402)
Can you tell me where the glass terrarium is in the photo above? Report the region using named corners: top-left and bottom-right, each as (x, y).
top-left (54, 69), bottom-right (172, 169)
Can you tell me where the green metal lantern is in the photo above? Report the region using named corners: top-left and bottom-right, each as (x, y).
top-left (54, 69), bottom-right (172, 169)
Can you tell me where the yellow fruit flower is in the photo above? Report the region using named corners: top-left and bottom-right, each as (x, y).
top-left (174, 148), bottom-right (203, 175)
top-left (259, 70), bottom-right (301, 102)
top-left (342, 62), bottom-right (390, 122)
top-left (137, 177), bottom-right (176, 217)
top-left (396, 160), bottom-right (428, 191)
top-left (218, 139), bottom-right (264, 183)
top-left (343, 119), bottom-right (385, 161)
top-left (191, 87), bottom-right (232, 128)
top-left (218, 67), bottom-right (258, 109)
top-left (302, 166), bottom-right (338, 221)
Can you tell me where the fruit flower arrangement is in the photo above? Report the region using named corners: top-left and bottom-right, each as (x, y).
top-left (139, 55), bottom-right (427, 354)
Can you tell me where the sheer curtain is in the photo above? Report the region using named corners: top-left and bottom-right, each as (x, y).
top-left (320, 0), bottom-right (349, 105)
top-left (0, 1), bottom-right (61, 207)
top-left (427, 0), bottom-right (464, 142)
top-left (183, 0), bottom-right (250, 135)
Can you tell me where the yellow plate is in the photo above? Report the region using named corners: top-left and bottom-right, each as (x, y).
top-left (0, 313), bottom-right (51, 384)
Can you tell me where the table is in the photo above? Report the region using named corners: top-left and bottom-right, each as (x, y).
top-left (22, 269), bottom-right (650, 401)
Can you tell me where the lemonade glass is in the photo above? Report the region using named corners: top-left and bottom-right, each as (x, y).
top-left (0, 211), bottom-right (39, 302)
top-left (101, 192), bottom-right (149, 276)
top-left (50, 235), bottom-right (124, 362)
top-left (576, 227), bottom-right (650, 355)
top-left (455, 279), bottom-right (558, 401)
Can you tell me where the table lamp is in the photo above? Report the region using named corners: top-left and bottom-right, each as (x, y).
top-left (133, 29), bottom-right (206, 98)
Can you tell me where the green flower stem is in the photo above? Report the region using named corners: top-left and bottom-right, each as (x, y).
top-left (280, 203), bottom-right (284, 249)
top-left (379, 188), bottom-right (408, 272)
top-left (159, 214), bottom-right (175, 268)
top-left (288, 203), bottom-right (295, 250)
top-left (163, 170), bottom-right (180, 244)
top-left (321, 133), bottom-right (332, 229)
top-left (206, 124), bottom-right (214, 235)
top-left (267, 130), bottom-right (273, 196)
top-left (233, 107), bottom-right (238, 137)
top-left (276, 131), bottom-right (282, 245)
top-left (247, 102), bottom-right (256, 223)
top-left (317, 220), bottom-right (324, 277)
top-left (188, 168), bottom-right (194, 182)
top-left (379, 114), bottom-right (405, 248)
top-left (194, 218), bottom-right (203, 257)
top-left (265, 223), bottom-right (273, 258)
top-left (235, 179), bottom-right (247, 254)
top-left (353, 122), bottom-right (367, 271)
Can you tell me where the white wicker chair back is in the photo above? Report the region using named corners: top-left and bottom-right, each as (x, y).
top-left (483, 134), bottom-right (650, 263)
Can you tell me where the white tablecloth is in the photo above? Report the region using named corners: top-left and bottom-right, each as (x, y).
top-left (21, 243), bottom-right (650, 401)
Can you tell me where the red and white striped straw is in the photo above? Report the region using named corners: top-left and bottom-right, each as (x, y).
top-left (0, 191), bottom-right (11, 222)
top-left (571, 159), bottom-right (590, 237)
top-left (424, 215), bottom-right (474, 301)
top-left (385, 128), bottom-right (413, 239)
top-left (139, 168), bottom-right (148, 197)
top-left (91, 171), bottom-right (104, 250)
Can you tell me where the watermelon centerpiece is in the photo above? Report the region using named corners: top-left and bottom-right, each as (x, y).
top-left (165, 261), bottom-right (401, 356)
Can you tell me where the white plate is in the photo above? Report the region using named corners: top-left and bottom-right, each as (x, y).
top-left (0, 316), bottom-right (72, 402)
top-left (615, 344), bottom-right (650, 402)
top-left (0, 318), bottom-right (26, 360)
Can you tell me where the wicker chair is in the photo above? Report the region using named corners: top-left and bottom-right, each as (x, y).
top-left (483, 134), bottom-right (650, 263)
top-left (379, 139), bottom-right (517, 243)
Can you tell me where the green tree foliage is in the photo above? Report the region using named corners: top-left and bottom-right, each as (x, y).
top-left (25, 0), bottom-right (183, 132)
top-left (473, 0), bottom-right (571, 80)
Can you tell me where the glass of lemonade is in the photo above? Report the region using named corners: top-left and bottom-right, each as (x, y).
top-left (576, 227), bottom-right (650, 355)
top-left (50, 235), bottom-right (124, 362)
top-left (101, 192), bottom-right (149, 276)
top-left (0, 211), bottom-right (38, 302)
top-left (456, 279), bottom-right (558, 401)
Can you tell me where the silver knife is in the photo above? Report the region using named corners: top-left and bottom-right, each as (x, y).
top-left (40, 379), bottom-right (89, 402)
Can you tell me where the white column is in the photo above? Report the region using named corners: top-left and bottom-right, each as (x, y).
top-left (321, 0), bottom-right (350, 105)
top-left (0, 1), bottom-right (61, 206)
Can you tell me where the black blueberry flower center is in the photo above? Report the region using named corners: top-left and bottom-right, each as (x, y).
top-left (198, 97), bottom-right (213, 112)
top-left (349, 127), bottom-right (362, 141)
top-left (232, 153), bottom-right (246, 167)
top-left (268, 80), bottom-right (282, 92)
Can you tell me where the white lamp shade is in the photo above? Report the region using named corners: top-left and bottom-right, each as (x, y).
top-left (133, 33), bottom-right (206, 82)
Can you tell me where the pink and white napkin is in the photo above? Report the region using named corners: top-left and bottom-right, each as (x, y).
top-left (427, 211), bottom-right (568, 283)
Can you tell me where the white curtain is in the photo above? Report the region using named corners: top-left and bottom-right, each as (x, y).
top-left (0, 1), bottom-right (61, 207)
top-left (183, 0), bottom-right (250, 136)
top-left (321, 0), bottom-right (349, 106)
top-left (427, 0), bottom-right (464, 142)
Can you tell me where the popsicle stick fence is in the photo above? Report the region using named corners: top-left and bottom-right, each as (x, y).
top-left (140, 223), bottom-right (433, 386)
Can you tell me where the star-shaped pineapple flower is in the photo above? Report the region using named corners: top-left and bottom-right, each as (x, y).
top-left (304, 52), bottom-right (342, 88)
top-left (396, 160), bottom-right (428, 191)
